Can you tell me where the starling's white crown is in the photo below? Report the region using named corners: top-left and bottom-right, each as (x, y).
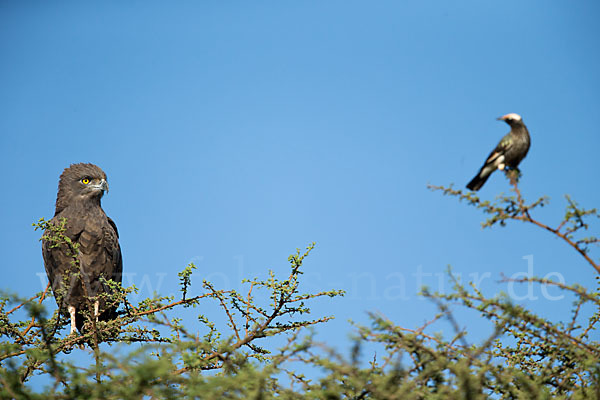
top-left (499, 113), bottom-right (522, 121)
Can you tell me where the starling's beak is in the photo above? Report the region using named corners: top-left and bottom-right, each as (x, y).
top-left (496, 116), bottom-right (506, 121)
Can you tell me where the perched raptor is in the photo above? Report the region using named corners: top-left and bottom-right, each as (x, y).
top-left (42, 163), bottom-right (122, 334)
top-left (466, 113), bottom-right (531, 191)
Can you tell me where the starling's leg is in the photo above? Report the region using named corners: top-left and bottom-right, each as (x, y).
top-left (504, 167), bottom-right (520, 185)
top-left (513, 168), bottom-right (522, 182)
top-left (68, 305), bottom-right (77, 334)
top-left (94, 300), bottom-right (99, 323)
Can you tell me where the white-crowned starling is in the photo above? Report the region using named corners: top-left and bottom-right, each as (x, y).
top-left (467, 113), bottom-right (531, 191)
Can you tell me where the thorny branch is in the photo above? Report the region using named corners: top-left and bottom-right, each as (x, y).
top-left (1, 240), bottom-right (344, 387)
top-left (428, 179), bottom-right (600, 274)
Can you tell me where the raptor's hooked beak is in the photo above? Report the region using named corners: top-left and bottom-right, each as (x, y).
top-left (91, 179), bottom-right (109, 194)
top-left (99, 179), bottom-right (109, 193)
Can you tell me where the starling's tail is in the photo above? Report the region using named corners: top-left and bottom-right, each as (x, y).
top-left (466, 170), bottom-right (491, 191)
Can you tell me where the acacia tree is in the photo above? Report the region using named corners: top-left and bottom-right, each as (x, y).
top-left (0, 235), bottom-right (344, 398)
top-left (0, 178), bottom-right (598, 399)
top-left (301, 180), bottom-right (599, 399)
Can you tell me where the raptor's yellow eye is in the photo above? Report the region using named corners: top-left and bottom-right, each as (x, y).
top-left (81, 178), bottom-right (90, 185)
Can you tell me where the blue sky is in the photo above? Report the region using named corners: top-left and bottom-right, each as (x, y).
top-left (1, 0), bottom-right (599, 378)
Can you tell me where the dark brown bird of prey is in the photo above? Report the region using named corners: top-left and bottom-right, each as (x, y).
top-left (466, 113), bottom-right (531, 191)
top-left (42, 163), bottom-right (122, 334)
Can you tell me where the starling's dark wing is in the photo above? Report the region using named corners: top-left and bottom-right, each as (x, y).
top-left (466, 133), bottom-right (513, 191)
top-left (484, 133), bottom-right (513, 166)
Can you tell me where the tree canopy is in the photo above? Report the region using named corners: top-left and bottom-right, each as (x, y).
top-left (1, 179), bottom-right (598, 399)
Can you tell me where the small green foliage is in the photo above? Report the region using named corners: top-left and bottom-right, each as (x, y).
top-left (178, 263), bottom-right (197, 302)
top-left (431, 181), bottom-right (599, 274)
top-left (1, 239), bottom-right (345, 398)
top-left (1, 183), bottom-right (598, 398)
